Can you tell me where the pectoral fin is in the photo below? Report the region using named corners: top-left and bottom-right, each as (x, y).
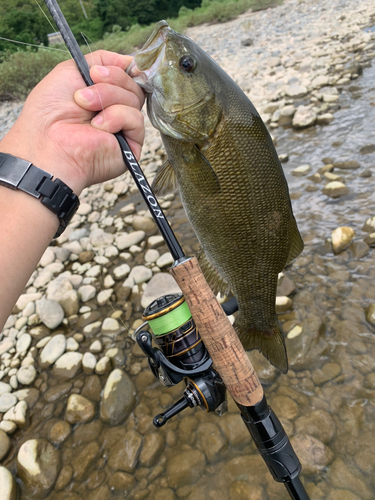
top-left (198, 247), bottom-right (230, 296)
top-left (191, 145), bottom-right (221, 194)
top-left (151, 159), bottom-right (178, 196)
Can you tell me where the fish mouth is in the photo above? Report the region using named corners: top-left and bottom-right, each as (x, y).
top-left (127, 20), bottom-right (171, 92)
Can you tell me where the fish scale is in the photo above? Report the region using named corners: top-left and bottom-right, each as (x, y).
top-left (127, 21), bottom-right (304, 373)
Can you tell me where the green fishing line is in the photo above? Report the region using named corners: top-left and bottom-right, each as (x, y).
top-left (148, 301), bottom-right (192, 336)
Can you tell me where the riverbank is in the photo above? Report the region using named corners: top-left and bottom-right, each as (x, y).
top-left (1, 0), bottom-right (375, 499)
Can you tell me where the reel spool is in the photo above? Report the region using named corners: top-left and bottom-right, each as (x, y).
top-left (134, 293), bottom-right (227, 426)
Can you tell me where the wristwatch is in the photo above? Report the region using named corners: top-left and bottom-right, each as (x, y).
top-left (0, 152), bottom-right (80, 238)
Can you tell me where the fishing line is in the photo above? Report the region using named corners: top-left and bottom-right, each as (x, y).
top-left (33, 0), bottom-right (68, 50)
top-left (0, 37), bottom-right (68, 52)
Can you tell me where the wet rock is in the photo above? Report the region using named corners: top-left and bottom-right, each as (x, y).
top-left (17, 438), bottom-right (61, 496)
top-left (128, 265), bottom-right (153, 284)
top-left (312, 362), bottom-right (341, 385)
top-left (53, 352), bottom-right (83, 379)
top-left (101, 318), bottom-right (121, 335)
top-left (366, 304), bottom-right (375, 325)
top-left (39, 334), bottom-right (66, 369)
top-left (36, 298), bottom-right (64, 329)
top-left (3, 401), bottom-right (28, 428)
top-left (44, 382), bottom-right (72, 403)
top-left (100, 369), bottom-right (136, 425)
top-left (48, 420), bottom-right (71, 445)
top-left (328, 491), bottom-right (361, 500)
top-left (107, 429), bottom-right (142, 472)
top-left (82, 352), bottom-right (97, 374)
top-left (351, 354), bottom-right (375, 375)
top-left (0, 421), bottom-right (17, 434)
top-left (218, 413), bottom-right (252, 448)
top-left (55, 464), bottom-right (73, 491)
top-left (323, 181), bottom-right (349, 198)
top-left (292, 165), bottom-right (311, 176)
top-left (72, 420), bottom-right (103, 445)
top-left (275, 296), bottom-right (293, 313)
top-left (0, 382), bottom-right (12, 396)
top-left (0, 466), bottom-right (17, 500)
top-left (156, 252), bottom-right (174, 268)
top-left (327, 458), bottom-right (372, 499)
top-left (166, 450), bottom-right (206, 489)
top-left (65, 394), bottom-right (95, 424)
top-left (317, 113), bottom-right (334, 125)
top-left (332, 160), bottom-right (360, 170)
top-left (141, 273), bottom-right (181, 309)
top-left (291, 434), bottom-right (333, 475)
top-left (269, 395), bottom-right (299, 420)
top-left (331, 227), bottom-right (355, 254)
top-left (71, 441), bottom-right (101, 481)
top-left (0, 392), bottom-right (17, 413)
top-left (78, 285), bottom-right (96, 302)
top-left (113, 263), bottom-right (130, 280)
top-left (362, 216), bottom-right (375, 233)
top-left (196, 422), bottom-right (228, 464)
top-left (292, 106), bottom-right (317, 128)
top-left (230, 481), bottom-right (263, 500)
top-left (81, 375), bottom-right (102, 402)
top-left (16, 333), bottom-right (32, 354)
top-left (95, 356), bottom-right (111, 374)
top-left (79, 251), bottom-right (95, 264)
top-left (17, 365), bottom-right (37, 385)
top-left (223, 454), bottom-right (265, 483)
top-left (348, 241), bottom-right (370, 258)
top-left (295, 410), bottom-right (335, 444)
top-left (364, 233), bottom-right (375, 246)
top-left (13, 388), bottom-right (40, 408)
top-left (139, 432), bottom-right (165, 467)
top-left (132, 215), bottom-right (156, 233)
top-left (0, 429), bottom-right (10, 460)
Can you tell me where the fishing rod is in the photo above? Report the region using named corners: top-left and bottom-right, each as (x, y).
top-left (43, 2), bottom-right (310, 498)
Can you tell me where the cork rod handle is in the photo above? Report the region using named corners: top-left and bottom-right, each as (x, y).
top-left (170, 257), bottom-right (264, 407)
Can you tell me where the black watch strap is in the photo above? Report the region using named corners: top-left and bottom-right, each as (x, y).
top-left (0, 152), bottom-right (80, 238)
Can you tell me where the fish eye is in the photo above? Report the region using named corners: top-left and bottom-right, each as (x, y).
top-left (179, 55), bottom-right (196, 73)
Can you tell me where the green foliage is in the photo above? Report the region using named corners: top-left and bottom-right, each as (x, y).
top-left (0, 48), bottom-right (68, 100)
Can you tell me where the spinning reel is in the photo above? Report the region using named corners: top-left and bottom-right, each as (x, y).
top-left (134, 293), bottom-right (228, 427)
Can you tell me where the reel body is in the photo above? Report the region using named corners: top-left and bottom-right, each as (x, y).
top-left (135, 293), bottom-right (227, 427)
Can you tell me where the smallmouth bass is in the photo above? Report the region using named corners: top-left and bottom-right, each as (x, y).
top-left (127, 21), bottom-right (304, 373)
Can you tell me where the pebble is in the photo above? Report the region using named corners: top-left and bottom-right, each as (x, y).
top-left (0, 393), bottom-right (18, 413)
top-left (113, 263), bottom-right (131, 279)
top-left (78, 285), bottom-right (97, 302)
top-left (275, 296), bottom-right (293, 313)
top-left (0, 429), bottom-right (10, 460)
top-left (291, 434), bottom-right (333, 474)
top-left (65, 394), bottom-right (95, 424)
top-left (0, 466), bottom-right (17, 500)
top-left (0, 421), bottom-right (17, 434)
top-left (292, 164), bottom-right (311, 176)
top-left (128, 265), bottom-right (153, 284)
top-left (331, 226), bottom-right (355, 254)
top-left (82, 352), bottom-right (97, 374)
top-left (3, 401), bottom-right (28, 428)
top-left (0, 382), bottom-right (12, 396)
top-left (100, 369), bottom-right (136, 425)
top-left (323, 181), bottom-right (349, 198)
top-left (141, 273), bottom-right (181, 309)
top-left (48, 420), bottom-right (71, 445)
top-left (39, 333), bottom-right (67, 368)
top-left (36, 298), bottom-right (64, 329)
top-left (16, 333), bottom-right (32, 354)
top-left (95, 356), bottom-right (111, 375)
top-left (66, 337), bottom-right (79, 351)
top-left (17, 365), bottom-right (37, 385)
top-left (53, 352), bottom-right (83, 379)
top-left (116, 230), bottom-right (146, 250)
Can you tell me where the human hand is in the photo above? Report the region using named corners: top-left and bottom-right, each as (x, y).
top-left (0, 50), bottom-right (145, 195)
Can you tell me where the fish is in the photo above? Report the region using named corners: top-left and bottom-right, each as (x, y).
top-left (127, 21), bottom-right (304, 373)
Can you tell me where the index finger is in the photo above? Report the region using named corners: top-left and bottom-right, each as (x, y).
top-left (84, 50), bottom-right (134, 72)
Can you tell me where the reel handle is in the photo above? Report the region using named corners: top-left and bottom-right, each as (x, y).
top-left (153, 397), bottom-right (190, 427)
top-left (170, 257), bottom-right (264, 407)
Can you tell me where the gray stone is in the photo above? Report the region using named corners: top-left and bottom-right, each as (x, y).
top-left (39, 333), bottom-right (66, 369)
top-left (78, 285), bottom-right (96, 302)
top-left (17, 439), bottom-right (61, 496)
top-left (323, 181), bottom-right (349, 198)
top-left (291, 434), bottom-right (333, 474)
top-left (0, 382), bottom-right (12, 396)
top-left (141, 273), bottom-right (181, 309)
top-left (362, 216), bottom-right (375, 233)
top-left (17, 365), bottom-right (37, 385)
top-left (116, 230), bottom-right (145, 250)
top-left (107, 429), bottom-right (142, 472)
top-left (36, 298), bottom-right (64, 329)
top-left (292, 106), bottom-right (317, 128)
top-left (13, 388), bottom-right (40, 408)
top-left (331, 227), bottom-right (355, 254)
top-left (0, 466), bottom-right (17, 500)
top-left (100, 369), bottom-right (136, 425)
top-left (156, 252), bottom-right (174, 268)
top-left (128, 265), bottom-right (153, 284)
top-left (0, 393), bottom-right (18, 413)
top-left (132, 215), bottom-right (156, 233)
top-left (53, 352), bottom-right (83, 379)
top-left (95, 356), bottom-right (111, 375)
top-left (16, 333), bottom-right (32, 354)
top-left (65, 394), bottom-right (95, 424)
top-left (166, 450), bottom-right (206, 489)
top-left (3, 401), bottom-right (28, 428)
top-left (332, 160), bottom-right (360, 170)
top-left (113, 263), bottom-right (130, 280)
top-left (0, 339), bottom-right (15, 356)
top-left (82, 352), bottom-right (97, 374)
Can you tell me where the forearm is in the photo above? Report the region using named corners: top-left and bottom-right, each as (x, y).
top-left (0, 185), bottom-right (58, 331)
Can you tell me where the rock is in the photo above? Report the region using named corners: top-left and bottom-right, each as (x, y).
top-left (285, 84), bottom-right (308, 98)
top-left (77, 202), bottom-right (92, 215)
top-left (109, 471), bottom-right (136, 492)
top-left (66, 337), bottom-right (79, 351)
top-left (196, 422), bottom-right (228, 464)
top-left (17, 365), bottom-right (37, 385)
top-left (364, 233), bottom-right (375, 246)
top-left (277, 274), bottom-right (296, 296)
top-left (0, 421), bottom-right (17, 434)
top-left (147, 235), bottom-right (165, 248)
top-left (113, 263), bottom-right (130, 280)
top-left (230, 481), bottom-right (263, 500)
top-left (328, 491), bottom-right (361, 500)
top-left (128, 265), bottom-right (153, 284)
top-left (78, 250), bottom-right (95, 264)
top-left (139, 432), bottom-right (165, 467)
top-left (70, 440), bottom-right (101, 481)
top-left (290, 434), bottom-right (333, 474)
top-left (348, 241), bottom-right (370, 259)
top-left (166, 450), bottom-right (206, 489)
top-left (3, 401), bottom-right (28, 428)
top-left (39, 333), bottom-right (67, 369)
top-left (275, 296), bottom-right (293, 313)
top-left (141, 273), bottom-right (181, 309)
top-left (332, 160), bottom-right (360, 170)
top-left (100, 369), bottom-right (136, 425)
top-left (81, 375), bottom-right (102, 402)
top-left (323, 181), bottom-right (349, 198)
top-left (144, 249), bottom-right (160, 263)
top-left (328, 458), bottom-right (372, 499)
top-left (331, 227), bottom-right (355, 254)
top-left (78, 285), bottom-right (96, 302)
top-left (317, 113), bottom-right (334, 125)
top-left (366, 304), bottom-right (375, 326)
top-left (97, 289), bottom-right (113, 306)
top-left (0, 429), bottom-right (10, 460)
top-left (0, 339), bottom-right (15, 356)
top-left (53, 352), bottom-right (83, 379)
top-left (269, 395), bottom-right (299, 420)
top-left (292, 164), bottom-right (311, 176)
top-left (65, 394), bottom-right (95, 424)
top-left (17, 439), bottom-right (61, 495)
top-left (0, 466), bottom-right (17, 500)
top-left (82, 352), bottom-right (97, 374)
top-left (362, 216), bottom-right (375, 233)
top-left (132, 215), bottom-right (156, 233)
top-left (107, 429), bottom-right (142, 472)
top-left (292, 106), bottom-right (317, 128)
top-left (0, 392), bottom-right (18, 413)
top-left (89, 340), bottom-right (102, 353)
top-left (13, 388), bottom-right (40, 408)
top-left (0, 382), bottom-right (12, 396)
top-left (116, 231), bottom-right (145, 250)
top-left (95, 356), bottom-right (111, 375)
top-left (241, 37), bottom-right (253, 46)
top-left (48, 420), bottom-right (71, 445)
top-left (55, 465), bottom-right (74, 491)
top-left (15, 292), bottom-right (42, 311)
top-left (295, 410), bottom-right (335, 444)
top-left (16, 333), bottom-right (32, 354)
top-left (36, 298), bottom-right (64, 329)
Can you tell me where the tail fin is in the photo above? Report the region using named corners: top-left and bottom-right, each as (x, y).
top-left (234, 319), bottom-right (288, 374)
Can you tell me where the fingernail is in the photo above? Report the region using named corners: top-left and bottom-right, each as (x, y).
top-left (78, 88), bottom-right (94, 102)
top-left (92, 114), bottom-right (103, 127)
top-left (95, 65), bottom-right (110, 77)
